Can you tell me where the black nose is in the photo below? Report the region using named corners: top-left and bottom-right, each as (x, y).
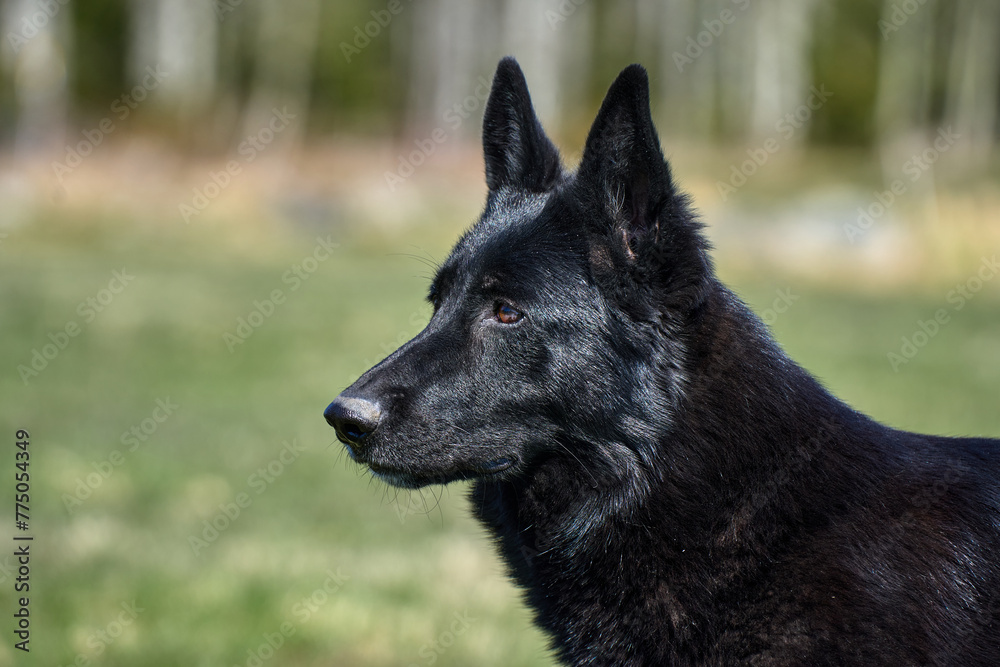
top-left (324, 396), bottom-right (381, 452)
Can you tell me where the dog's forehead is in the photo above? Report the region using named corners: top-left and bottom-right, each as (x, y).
top-left (463, 189), bottom-right (551, 253)
top-left (432, 187), bottom-right (587, 298)
top-left (444, 189), bottom-right (556, 274)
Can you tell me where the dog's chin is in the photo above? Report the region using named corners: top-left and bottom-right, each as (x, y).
top-left (367, 457), bottom-right (516, 489)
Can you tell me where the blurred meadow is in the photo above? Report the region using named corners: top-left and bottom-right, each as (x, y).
top-left (1, 1), bottom-right (999, 666)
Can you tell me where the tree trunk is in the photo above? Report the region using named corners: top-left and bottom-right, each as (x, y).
top-left (943, 0), bottom-right (1000, 170)
top-left (874, 0), bottom-right (937, 175)
top-left (3, 0), bottom-right (70, 156)
top-left (128, 0), bottom-right (218, 121)
top-left (749, 0), bottom-right (818, 145)
top-left (240, 0), bottom-right (321, 151)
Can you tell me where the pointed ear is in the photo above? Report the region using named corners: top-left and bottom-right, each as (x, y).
top-left (578, 64), bottom-right (671, 258)
top-left (482, 57), bottom-right (562, 193)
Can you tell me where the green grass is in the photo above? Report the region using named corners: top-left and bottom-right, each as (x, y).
top-left (1, 210), bottom-right (998, 667)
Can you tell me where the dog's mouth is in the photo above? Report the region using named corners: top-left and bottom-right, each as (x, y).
top-left (476, 457), bottom-right (514, 474)
top-left (367, 457), bottom-right (515, 488)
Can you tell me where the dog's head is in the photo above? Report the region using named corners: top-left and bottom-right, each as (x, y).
top-left (325, 58), bottom-right (712, 489)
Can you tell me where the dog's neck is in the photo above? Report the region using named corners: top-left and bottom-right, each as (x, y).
top-left (469, 282), bottom-right (887, 659)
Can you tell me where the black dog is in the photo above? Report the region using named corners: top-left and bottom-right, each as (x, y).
top-left (325, 58), bottom-right (1000, 665)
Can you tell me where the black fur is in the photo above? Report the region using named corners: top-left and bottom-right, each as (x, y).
top-left (325, 58), bottom-right (1000, 665)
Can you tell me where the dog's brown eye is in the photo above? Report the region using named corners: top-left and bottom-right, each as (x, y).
top-left (495, 303), bottom-right (523, 324)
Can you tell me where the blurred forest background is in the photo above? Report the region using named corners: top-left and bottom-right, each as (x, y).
top-left (1, 1), bottom-right (999, 666)
top-left (3, 0), bottom-right (1000, 155)
top-left (2, 0), bottom-right (999, 279)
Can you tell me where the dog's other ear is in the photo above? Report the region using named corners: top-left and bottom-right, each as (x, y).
top-left (482, 57), bottom-right (562, 193)
top-left (578, 64), bottom-right (672, 259)
top-left (579, 65), bottom-right (712, 312)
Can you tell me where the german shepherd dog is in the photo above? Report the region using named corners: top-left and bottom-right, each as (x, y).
top-left (325, 58), bottom-right (1000, 665)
